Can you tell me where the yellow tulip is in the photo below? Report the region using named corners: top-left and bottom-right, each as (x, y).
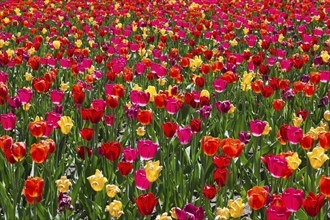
top-left (145, 86), bottom-right (157, 102)
top-left (53, 40), bottom-right (61, 50)
top-left (105, 200), bottom-right (124, 218)
top-left (262, 122), bottom-right (272, 135)
top-left (293, 115), bottom-right (303, 127)
top-left (57, 116), bottom-right (73, 135)
top-left (136, 127), bottom-right (146, 136)
top-left (307, 147), bottom-right (329, 169)
top-left (286, 152), bottom-right (301, 170)
top-left (55, 176), bottom-right (72, 193)
top-left (321, 51), bottom-right (329, 63)
top-left (87, 169), bottom-right (108, 192)
top-left (22, 103), bottom-right (31, 111)
top-left (106, 184), bottom-right (121, 198)
top-left (156, 212), bottom-right (172, 220)
top-left (241, 71), bottom-right (254, 91)
top-left (228, 198), bottom-right (245, 218)
top-left (75, 39), bottom-right (82, 48)
top-left (278, 34), bottom-right (284, 43)
top-left (144, 160), bottom-right (163, 182)
top-left (200, 89), bottom-right (210, 98)
top-left (170, 207), bottom-right (177, 219)
top-left (60, 81), bottom-right (69, 92)
top-left (25, 72), bottom-right (33, 81)
top-left (215, 207), bottom-right (230, 220)
top-left (133, 84), bottom-right (142, 91)
top-left (324, 110), bottom-right (330, 121)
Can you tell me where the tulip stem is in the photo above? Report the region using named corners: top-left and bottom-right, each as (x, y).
top-left (33, 199), bottom-right (37, 220)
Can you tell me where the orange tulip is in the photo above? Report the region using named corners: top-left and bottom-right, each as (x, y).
top-left (319, 176), bottom-right (330, 197)
top-left (201, 136), bottom-right (221, 156)
top-left (29, 121), bottom-right (46, 137)
top-left (247, 186), bottom-right (269, 210)
top-left (30, 142), bottom-right (50, 163)
top-left (22, 177), bottom-right (44, 204)
top-left (318, 132), bottom-right (330, 150)
top-left (220, 138), bottom-right (244, 158)
top-left (137, 110), bottom-right (153, 126)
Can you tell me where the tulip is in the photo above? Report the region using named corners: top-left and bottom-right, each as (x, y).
top-left (117, 161), bottom-right (133, 176)
top-left (57, 192), bottom-right (73, 212)
top-left (282, 188), bottom-right (304, 212)
top-left (214, 167), bottom-right (228, 186)
top-left (156, 213), bottom-right (172, 220)
top-left (307, 147), bottom-right (329, 169)
top-left (247, 186), bottom-right (269, 210)
top-left (87, 169), bottom-right (108, 192)
top-left (266, 203), bottom-right (291, 220)
top-left (177, 126), bottom-right (193, 145)
top-left (213, 78), bottom-right (227, 93)
top-left (285, 152), bottom-right (301, 170)
top-left (53, 40), bottom-right (61, 49)
top-left (302, 192), bottom-right (324, 217)
top-left (220, 138), bottom-right (244, 158)
top-left (215, 207), bottom-right (229, 220)
top-left (165, 98), bottom-right (180, 115)
top-left (250, 120), bottom-right (266, 137)
top-left (318, 132), bottom-right (330, 150)
top-left (100, 142), bottom-right (121, 162)
top-left (202, 184), bottom-right (217, 200)
top-left (79, 128), bottom-right (94, 141)
top-left (201, 136), bottom-right (221, 156)
top-left (1, 113), bottom-right (16, 131)
top-left (261, 154), bottom-right (292, 178)
top-left (137, 139), bottom-right (158, 160)
top-left (55, 176), bottom-right (72, 193)
top-left (134, 192), bottom-right (158, 216)
top-left (215, 100), bottom-right (231, 113)
top-left (134, 169), bottom-right (150, 190)
top-left (137, 109), bottom-right (153, 126)
top-left (105, 200), bottom-right (124, 218)
top-left (300, 135), bottom-right (314, 150)
top-left (17, 87), bottom-right (33, 104)
top-left (175, 203), bottom-right (204, 220)
top-left (190, 118), bottom-right (202, 132)
top-left (122, 147), bottom-right (138, 162)
top-left (57, 116), bottom-right (73, 135)
top-left (162, 121), bottom-right (178, 138)
top-left (11, 142), bottom-right (26, 162)
top-left (144, 160), bottom-right (163, 182)
top-left (286, 126), bottom-right (303, 144)
top-left (106, 184), bottom-right (121, 198)
top-left (22, 177), bottom-right (44, 204)
top-left (30, 142), bottom-right (50, 163)
top-left (319, 176), bottom-right (330, 197)
top-left (50, 90), bottom-right (65, 104)
top-left (213, 155), bottom-right (231, 169)
top-left (76, 146), bottom-right (92, 160)
top-left (228, 198), bottom-right (245, 218)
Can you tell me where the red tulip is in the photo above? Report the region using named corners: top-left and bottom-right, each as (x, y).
top-left (201, 136), bottom-right (220, 156)
top-left (300, 135), bottom-right (314, 150)
top-left (318, 132), bottom-right (330, 150)
top-left (29, 120), bottom-right (46, 137)
top-left (319, 176), bottom-right (330, 197)
top-left (137, 109), bottom-right (153, 126)
top-left (162, 122), bottom-right (178, 138)
top-left (190, 118), bottom-right (202, 133)
top-left (30, 142), bottom-right (50, 163)
top-left (77, 146), bottom-right (92, 159)
top-left (79, 128), bottom-right (94, 141)
top-left (23, 177), bottom-right (44, 204)
top-left (134, 192), bottom-right (158, 216)
top-left (32, 77), bottom-right (50, 93)
top-left (302, 192), bottom-right (324, 217)
top-left (117, 161), bottom-right (134, 176)
top-left (202, 184), bottom-right (218, 200)
top-left (213, 167), bottom-right (228, 186)
top-left (100, 142), bottom-right (121, 161)
top-left (247, 186), bottom-right (269, 210)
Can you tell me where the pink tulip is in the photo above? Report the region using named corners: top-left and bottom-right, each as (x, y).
top-left (261, 155), bottom-right (292, 178)
top-left (135, 62), bottom-right (146, 75)
top-left (92, 99), bottom-right (106, 112)
top-left (266, 204), bottom-right (291, 220)
top-left (60, 58), bottom-right (71, 69)
top-left (122, 147), bottom-right (138, 163)
top-left (130, 90), bottom-right (150, 107)
top-left (135, 169), bottom-right (150, 190)
top-left (1, 113), bottom-right (16, 131)
top-left (282, 188), bottom-right (304, 212)
top-left (250, 120), bottom-right (266, 137)
top-left (177, 126), bottom-right (193, 145)
top-left (137, 140), bottom-right (158, 160)
top-left (104, 115), bottom-right (114, 126)
top-left (46, 112), bottom-right (61, 129)
top-left (110, 57), bottom-right (127, 74)
top-left (17, 88), bottom-right (33, 104)
top-left (213, 78), bottom-right (227, 93)
top-left (165, 98), bottom-right (180, 115)
top-left (0, 71), bottom-right (8, 82)
top-left (286, 126), bottom-right (303, 144)
top-left (50, 90), bottom-right (64, 105)
top-left (151, 62), bottom-right (167, 78)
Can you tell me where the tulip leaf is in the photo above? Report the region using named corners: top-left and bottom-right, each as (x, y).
top-left (296, 208), bottom-right (308, 219)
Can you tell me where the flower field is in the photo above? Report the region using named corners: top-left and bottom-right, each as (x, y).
top-left (1, 0), bottom-right (330, 219)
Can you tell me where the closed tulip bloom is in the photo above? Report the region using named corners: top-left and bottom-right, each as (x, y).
top-left (79, 128), bottom-right (94, 141)
top-left (57, 116), bottom-right (73, 135)
top-left (87, 169), bottom-right (108, 192)
top-left (286, 126), bottom-right (303, 144)
top-left (307, 147), bottom-right (329, 169)
top-left (122, 147), bottom-right (138, 162)
top-left (214, 167), bottom-right (228, 186)
top-left (105, 200), bottom-right (124, 218)
top-left (282, 188), bottom-right (304, 212)
top-left (247, 186), bottom-right (269, 210)
top-left (137, 109), bottom-right (153, 126)
top-left (319, 176), bottom-right (330, 197)
top-left (144, 160), bottom-right (162, 182)
top-left (250, 119), bottom-right (267, 137)
top-left (266, 203), bottom-right (291, 220)
top-left (100, 142), bottom-right (121, 161)
top-left (50, 90), bottom-right (65, 104)
top-left (202, 184), bottom-right (218, 200)
top-left (134, 169), bottom-right (150, 190)
top-left (137, 140), bottom-right (158, 160)
top-left (228, 198), bottom-right (245, 218)
top-left (165, 98), bottom-right (180, 115)
top-left (1, 113), bottom-right (16, 130)
top-left (134, 192), bottom-right (158, 216)
top-left (53, 40), bottom-right (61, 49)
top-left (261, 154), bottom-right (292, 178)
top-left (117, 161), bottom-right (133, 176)
top-left (318, 132), bottom-right (330, 150)
top-left (285, 152), bottom-right (301, 170)
top-left (106, 184), bottom-right (121, 198)
top-left (22, 177), bottom-right (44, 204)
top-left (302, 192), bottom-right (324, 217)
top-left (220, 138), bottom-right (244, 158)
top-left (11, 142), bottom-right (26, 162)
top-left (215, 207), bottom-right (229, 220)
top-left (30, 142), bottom-right (50, 163)
top-left (300, 135), bottom-right (314, 150)
top-left (162, 121), bottom-right (178, 138)
top-left (177, 126), bottom-right (193, 145)
top-left (55, 176), bottom-right (71, 193)
top-left (201, 136), bottom-right (220, 156)
top-left (156, 212), bottom-right (172, 220)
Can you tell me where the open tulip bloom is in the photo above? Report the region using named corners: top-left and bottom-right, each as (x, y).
top-left (1, 0), bottom-right (330, 219)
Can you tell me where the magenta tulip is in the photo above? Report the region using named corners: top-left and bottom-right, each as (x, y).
top-left (282, 188), bottom-right (304, 212)
top-left (137, 140), bottom-right (158, 160)
top-left (135, 169), bottom-right (150, 190)
top-left (250, 119), bottom-right (266, 137)
top-left (1, 113), bottom-right (16, 131)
